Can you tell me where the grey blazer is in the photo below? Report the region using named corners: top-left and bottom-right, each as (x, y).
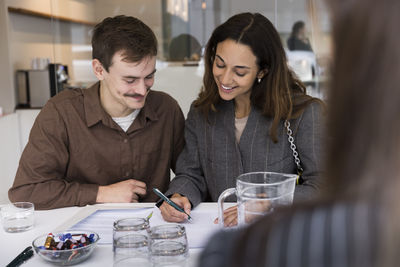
top-left (165, 100), bottom-right (324, 207)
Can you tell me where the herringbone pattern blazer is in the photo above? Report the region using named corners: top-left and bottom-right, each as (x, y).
top-left (165, 100), bottom-right (324, 207)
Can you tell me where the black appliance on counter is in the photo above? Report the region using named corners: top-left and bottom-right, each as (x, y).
top-left (49, 63), bottom-right (69, 96)
top-left (16, 63), bottom-right (69, 108)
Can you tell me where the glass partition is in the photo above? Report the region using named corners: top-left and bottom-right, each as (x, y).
top-left (277, 0), bottom-right (332, 99)
top-left (5, 0), bottom-right (332, 113)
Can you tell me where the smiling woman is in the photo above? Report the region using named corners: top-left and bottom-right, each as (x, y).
top-left (158, 12), bottom-right (325, 226)
top-left (212, 39), bottom-right (265, 118)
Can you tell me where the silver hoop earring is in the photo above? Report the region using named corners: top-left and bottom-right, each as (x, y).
top-left (258, 78), bottom-right (261, 83)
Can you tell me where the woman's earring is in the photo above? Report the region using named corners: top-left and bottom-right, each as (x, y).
top-left (258, 78), bottom-right (261, 83)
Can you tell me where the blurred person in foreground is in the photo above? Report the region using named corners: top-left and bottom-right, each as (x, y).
top-left (9, 15), bottom-right (185, 209)
top-left (159, 12), bottom-right (324, 226)
top-left (198, 0), bottom-right (400, 266)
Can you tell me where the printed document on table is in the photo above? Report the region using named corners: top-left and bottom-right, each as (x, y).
top-left (69, 206), bottom-right (221, 248)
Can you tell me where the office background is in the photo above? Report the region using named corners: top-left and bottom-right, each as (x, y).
top-left (0, 0), bottom-right (332, 203)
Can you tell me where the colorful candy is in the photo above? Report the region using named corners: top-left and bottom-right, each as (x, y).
top-left (41, 233), bottom-right (94, 251)
top-left (35, 232), bottom-right (97, 264)
top-left (44, 233), bottom-right (54, 249)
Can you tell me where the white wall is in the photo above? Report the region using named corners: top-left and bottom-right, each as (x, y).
top-left (0, 113), bottom-right (21, 204)
top-left (0, 109), bottom-right (39, 204)
top-left (153, 64), bottom-right (203, 117)
top-left (0, 0), bottom-right (15, 114)
top-left (17, 109), bottom-right (40, 149)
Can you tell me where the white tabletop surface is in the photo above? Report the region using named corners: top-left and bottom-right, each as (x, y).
top-left (0, 202), bottom-right (221, 267)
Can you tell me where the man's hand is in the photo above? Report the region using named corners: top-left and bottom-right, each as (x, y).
top-left (214, 205), bottom-right (238, 227)
top-left (159, 193), bottom-right (191, 222)
top-left (96, 179), bottom-right (147, 203)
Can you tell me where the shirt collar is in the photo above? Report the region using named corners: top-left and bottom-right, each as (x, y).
top-left (138, 91), bottom-right (159, 121)
top-left (84, 82), bottom-right (105, 127)
top-left (126, 91), bottom-right (159, 133)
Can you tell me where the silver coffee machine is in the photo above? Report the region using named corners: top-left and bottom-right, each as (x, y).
top-left (16, 64), bottom-right (69, 108)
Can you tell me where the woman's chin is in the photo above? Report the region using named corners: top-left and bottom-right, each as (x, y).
top-left (218, 90), bottom-right (236, 101)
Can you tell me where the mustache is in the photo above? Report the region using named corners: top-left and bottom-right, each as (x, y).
top-left (123, 88), bottom-right (151, 98)
top-left (123, 93), bottom-right (145, 97)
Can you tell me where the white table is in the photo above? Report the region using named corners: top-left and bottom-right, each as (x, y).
top-left (0, 203), bottom-right (221, 266)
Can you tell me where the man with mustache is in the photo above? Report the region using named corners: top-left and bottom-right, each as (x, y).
top-left (8, 16), bottom-right (185, 210)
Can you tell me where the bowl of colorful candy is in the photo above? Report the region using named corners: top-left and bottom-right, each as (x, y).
top-left (32, 230), bottom-right (99, 265)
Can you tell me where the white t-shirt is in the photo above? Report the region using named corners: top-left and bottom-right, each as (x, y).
top-left (112, 109), bottom-right (141, 132)
top-left (235, 115), bottom-right (249, 143)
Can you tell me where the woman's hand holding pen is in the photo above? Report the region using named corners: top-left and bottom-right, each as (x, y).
top-left (96, 179), bottom-right (147, 203)
top-left (159, 193), bottom-right (191, 222)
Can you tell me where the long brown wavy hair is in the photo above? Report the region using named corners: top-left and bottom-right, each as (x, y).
top-left (194, 12), bottom-right (321, 142)
top-left (326, 0), bottom-right (400, 264)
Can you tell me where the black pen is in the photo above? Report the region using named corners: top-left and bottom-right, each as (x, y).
top-left (7, 246), bottom-right (34, 267)
top-left (153, 188), bottom-right (192, 221)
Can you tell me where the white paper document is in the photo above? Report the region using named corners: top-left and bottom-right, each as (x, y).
top-left (69, 206), bottom-right (221, 248)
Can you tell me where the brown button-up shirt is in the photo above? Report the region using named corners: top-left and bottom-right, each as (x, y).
top-left (9, 82), bottom-right (185, 209)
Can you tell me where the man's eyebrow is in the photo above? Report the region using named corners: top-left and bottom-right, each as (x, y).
top-left (122, 69), bottom-right (157, 79)
top-left (147, 69), bottom-right (157, 76)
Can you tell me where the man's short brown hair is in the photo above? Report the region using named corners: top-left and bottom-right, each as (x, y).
top-left (92, 15), bottom-right (157, 72)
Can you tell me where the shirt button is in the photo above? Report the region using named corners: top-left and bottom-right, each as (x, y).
top-left (123, 138), bottom-right (128, 143)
